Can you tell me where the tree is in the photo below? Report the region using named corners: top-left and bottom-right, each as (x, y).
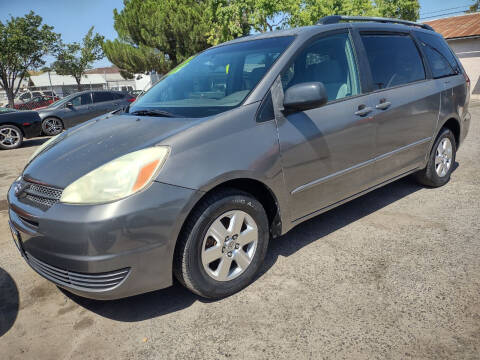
top-left (207, 0), bottom-right (296, 45)
top-left (0, 11), bottom-right (59, 107)
top-left (105, 0), bottom-right (420, 75)
top-left (52, 27), bottom-right (104, 91)
top-left (467, 0), bottom-right (480, 13)
top-left (288, 0), bottom-right (420, 27)
top-left (103, 0), bottom-right (211, 75)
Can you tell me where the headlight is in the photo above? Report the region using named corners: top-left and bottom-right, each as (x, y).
top-left (60, 146), bottom-right (170, 204)
top-left (28, 134), bottom-right (61, 163)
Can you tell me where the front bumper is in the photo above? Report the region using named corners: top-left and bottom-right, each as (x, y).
top-left (8, 180), bottom-right (201, 300)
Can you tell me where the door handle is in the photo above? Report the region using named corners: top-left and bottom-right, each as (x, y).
top-left (355, 105), bottom-right (373, 117)
top-left (375, 101), bottom-right (391, 110)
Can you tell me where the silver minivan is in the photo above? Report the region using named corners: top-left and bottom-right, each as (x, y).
top-left (8, 16), bottom-right (470, 300)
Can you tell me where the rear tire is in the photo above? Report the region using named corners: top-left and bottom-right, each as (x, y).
top-left (174, 188), bottom-right (269, 298)
top-left (42, 117), bottom-right (63, 136)
top-left (0, 125), bottom-right (23, 150)
top-left (415, 128), bottom-right (456, 187)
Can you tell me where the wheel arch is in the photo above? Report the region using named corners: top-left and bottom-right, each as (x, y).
top-left (181, 177), bottom-right (283, 241)
top-left (440, 117), bottom-right (460, 148)
top-left (42, 116), bottom-right (64, 126)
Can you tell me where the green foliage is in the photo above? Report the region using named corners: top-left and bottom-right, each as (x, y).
top-left (207, 0), bottom-right (296, 45)
top-left (467, 0), bottom-right (480, 13)
top-left (103, 0), bottom-right (211, 75)
top-left (105, 0), bottom-right (420, 75)
top-left (52, 27), bottom-right (104, 89)
top-left (0, 11), bottom-right (59, 106)
top-left (288, 0), bottom-right (419, 27)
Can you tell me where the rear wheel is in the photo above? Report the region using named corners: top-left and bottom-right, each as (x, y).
top-left (0, 125), bottom-right (23, 150)
top-left (42, 117), bottom-right (63, 136)
top-left (415, 128), bottom-right (456, 187)
top-left (174, 189), bottom-right (269, 298)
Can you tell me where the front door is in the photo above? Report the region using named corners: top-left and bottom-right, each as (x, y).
top-left (275, 31), bottom-right (378, 221)
top-left (62, 92), bottom-right (93, 128)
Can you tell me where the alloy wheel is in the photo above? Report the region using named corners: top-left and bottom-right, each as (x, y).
top-left (43, 118), bottom-right (63, 136)
top-left (201, 210), bottom-right (258, 282)
top-left (0, 127), bottom-right (21, 148)
top-left (435, 137), bottom-right (453, 177)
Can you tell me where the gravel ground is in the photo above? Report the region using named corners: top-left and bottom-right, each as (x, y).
top-left (0, 106), bottom-right (479, 359)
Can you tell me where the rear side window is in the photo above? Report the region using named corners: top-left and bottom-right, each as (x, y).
top-left (112, 93), bottom-right (125, 99)
top-left (93, 92), bottom-right (115, 103)
top-left (415, 32), bottom-right (459, 78)
top-left (71, 93), bottom-right (92, 106)
top-left (361, 34), bottom-right (425, 90)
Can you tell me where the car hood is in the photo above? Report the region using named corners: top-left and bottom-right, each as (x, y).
top-left (23, 114), bottom-right (200, 188)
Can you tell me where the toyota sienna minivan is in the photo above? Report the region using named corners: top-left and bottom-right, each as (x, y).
top-left (8, 16), bottom-right (470, 300)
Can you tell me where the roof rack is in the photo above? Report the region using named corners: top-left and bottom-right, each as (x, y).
top-left (316, 15), bottom-right (434, 31)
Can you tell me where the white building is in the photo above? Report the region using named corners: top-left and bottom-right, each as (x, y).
top-left (426, 13), bottom-right (480, 100)
top-left (28, 72), bottom-right (107, 97)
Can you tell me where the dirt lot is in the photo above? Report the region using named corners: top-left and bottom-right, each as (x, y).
top-left (1, 106), bottom-right (479, 359)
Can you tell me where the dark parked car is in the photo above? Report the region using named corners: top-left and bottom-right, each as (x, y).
top-left (37, 90), bottom-right (135, 135)
top-left (0, 108), bottom-right (42, 149)
top-left (12, 95), bottom-right (60, 110)
top-left (8, 16), bottom-right (470, 300)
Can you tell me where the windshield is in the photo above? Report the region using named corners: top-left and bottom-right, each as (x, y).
top-left (129, 36), bottom-right (294, 118)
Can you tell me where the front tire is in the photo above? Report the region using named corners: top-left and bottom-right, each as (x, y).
top-left (174, 188), bottom-right (269, 298)
top-left (42, 117), bottom-right (63, 136)
top-left (415, 128), bottom-right (456, 187)
top-left (0, 125), bottom-right (23, 150)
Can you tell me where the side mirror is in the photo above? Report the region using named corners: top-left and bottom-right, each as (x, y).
top-left (283, 82), bottom-right (328, 112)
top-left (66, 102), bottom-right (73, 108)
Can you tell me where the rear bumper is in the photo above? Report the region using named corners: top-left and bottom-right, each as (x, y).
top-left (23, 120), bottom-right (42, 138)
top-left (7, 180), bottom-right (201, 300)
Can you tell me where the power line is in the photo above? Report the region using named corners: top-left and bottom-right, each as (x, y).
top-left (420, 4), bottom-right (473, 16)
top-left (420, 10), bottom-right (475, 20)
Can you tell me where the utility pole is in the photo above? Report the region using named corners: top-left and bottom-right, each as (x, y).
top-left (47, 71), bottom-right (54, 94)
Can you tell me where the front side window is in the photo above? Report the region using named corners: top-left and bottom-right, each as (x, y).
top-left (361, 34), bottom-right (426, 90)
top-left (129, 36), bottom-right (294, 118)
top-left (281, 33), bottom-right (360, 102)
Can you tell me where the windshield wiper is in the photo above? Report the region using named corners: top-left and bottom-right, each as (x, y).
top-left (130, 109), bottom-right (177, 117)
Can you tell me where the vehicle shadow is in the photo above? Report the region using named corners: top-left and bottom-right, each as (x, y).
top-left (0, 267), bottom-right (20, 337)
top-left (22, 137), bottom-right (49, 149)
top-left (65, 166), bottom-right (458, 322)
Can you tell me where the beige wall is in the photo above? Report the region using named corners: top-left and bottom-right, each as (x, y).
top-left (448, 37), bottom-right (480, 100)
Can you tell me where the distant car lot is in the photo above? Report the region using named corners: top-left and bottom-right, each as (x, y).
top-left (0, 105), bottom-right (479, 359)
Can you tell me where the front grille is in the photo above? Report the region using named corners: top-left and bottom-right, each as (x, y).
top-left (26, 252), bottom-right (130, 291)
top-left (20, 179), bottom-right (63, 209)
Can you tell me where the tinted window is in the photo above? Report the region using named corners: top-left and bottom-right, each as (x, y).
top-left (93, 92), bottom-right (115, 103)
top-left (71, 93), bottom-right (92, 106)
top-left (281, 33), bottom-right (360, 102)
top-left (112, 92), bottom-right (125, 100)
top-left (415, 32), bottom-right (458, 78)
top-left (130, 36), bottom-right (294, 118)
top-left (361, 34), bottom-right (425, 90)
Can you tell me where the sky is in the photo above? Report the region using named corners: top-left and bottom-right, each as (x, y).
top-left (0, 0), bottom-right (477, 69)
